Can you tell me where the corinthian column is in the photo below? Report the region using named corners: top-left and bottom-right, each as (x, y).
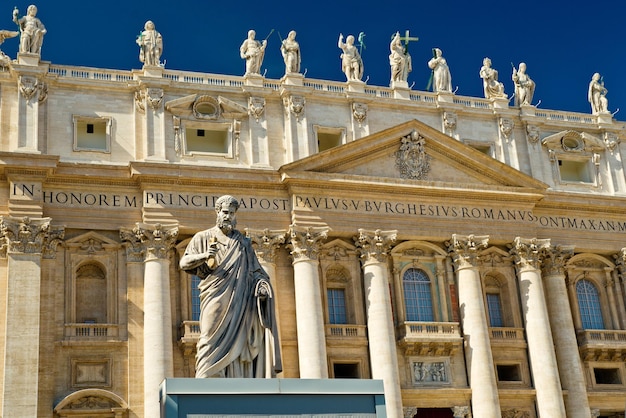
top-left (288, 225), bottom-right (329, 378)
top-left (121, 223), bottom-right (178, 418)
top-left (355, 229), bottom-right (402, 418)
top-left (0, 216), bottom-right (64, 417)
top-left (448, 234), bottom-right (501, 418)
top-left (510, 237), bottom-right (566, 417)
top-left (542, 245), bottom-right (591, 418)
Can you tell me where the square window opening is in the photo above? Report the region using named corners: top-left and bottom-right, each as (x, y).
top-left (186, 128), bottom-right (228, 154)
top-left (496, 364), bottom-right (521, 382)
top-left (75, 118), bottom-right (109, 151)
top-left (594, 368), bottom-right (622, 385)
top-left (333, 363), bottom-right (359, 379)
top-left (558, 159), bottom-right (592, 183)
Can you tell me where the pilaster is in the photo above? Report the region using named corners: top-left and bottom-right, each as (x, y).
top-left (355, 229), bottom-right (402, 418)
top-left (448, 234), bottom-right (501, 418)
top-left (288, 225), bottom-right (329, 378)
top-left (134, 71), bottom-right (169, 161)
top-left (120, 222), bottom-right (178, 418)
top-left (510, 237), bottom-right (566, 417)
top-left (10, 61), bottom-right (49, 153)
top-left (0, 216), bottom-right (63, 418)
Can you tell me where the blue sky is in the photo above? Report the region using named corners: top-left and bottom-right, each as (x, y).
top-left (5, 1), bottom-right (625, 116)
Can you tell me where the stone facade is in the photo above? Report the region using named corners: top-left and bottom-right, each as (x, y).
top-left (0, 51), bottom-right (625, 418)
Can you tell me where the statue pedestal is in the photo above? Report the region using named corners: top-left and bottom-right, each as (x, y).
top-left (491, 97), bottom-right (509, 109)
top-left (436, 91), bottom-right (454, 104)
top-left (244, 73), bottom-right (264, 87)
top-left (520, 104), bottom-right (536, 116)
top-left (142, 65), bottom-right (164, 78)
top-left (596, 111), bottom-right (613, 124)
top-left (346, 80), bottom-right (365, 93)
top-left (391, 81), bottom-right (410, 99)
top-left (160, 378), bottom-right (386, 418)
top-left (17, 53), bottom-right (40, 66)
top-left (281, 73), bottom-right (304, 86)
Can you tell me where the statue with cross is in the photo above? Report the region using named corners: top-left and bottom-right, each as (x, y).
top-left (389, 30), bottom-right (418, 85)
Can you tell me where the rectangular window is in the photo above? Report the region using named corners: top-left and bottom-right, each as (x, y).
top-left (73, 116), bottom-right (111, 152)
top-left (558, 159), bottom-right (592, 183)
top-left (185, 128), bottom-right (228, 154)
top-left (594, 368), bottom-right (622, 385)
top-left (315, 126), bottom-right (345, 153)
top-left (496, 364), bottom-right (522, 382)
top-left (486, 293), bottom-right (504, 327)
top-left (327, 288), bottom-right (347, 324)
top-left (333, 362), bottom-right (359, 379)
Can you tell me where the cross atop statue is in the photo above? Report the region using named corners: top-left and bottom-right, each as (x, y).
top-left (399, 29), bottom-right (419, 51)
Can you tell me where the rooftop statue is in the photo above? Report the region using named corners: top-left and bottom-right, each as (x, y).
top-left (280, 30), bottom-right (300, 74)
top-left (512, 62), bottom-right (535, 106)
top-left (136, 20), bottom-right (163, 67)
top-left (427, 48), bottom-right (452, 92)
top-left (12, 5), bottom-right (46, 55)
top-left (389, 32), bottom-right (412, 83)
top-left (479, 57), bottom-right (506, 99)
top-left (180, 195), bottom-right (282, 378)
top-left (338, 33), bottom-right (363, 81)
top-left (0, 30), bottom-right (18, 67)
top-left (240, 30), bottom-right (267, 76)
top-left (588, 73), bottom-right (609, 115)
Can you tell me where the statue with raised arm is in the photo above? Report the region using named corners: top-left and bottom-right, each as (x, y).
top-left (389, 32), bottom-right (411, 83)
top-left (281, 30), bottom-right (300, 74)
top-left (180, 195), bottom-right (282, 378)
top-left (338, 33), bottom-right (363, 81)
top-left (512, 62), bottom-right (535, 106)
top-left (427, 48), bottom-right (451, 92)
top-left (12, 5), bottom-right (46, 55)
top-left (588, 73), bottom-right (609, 114)
top-left (136, 20), bottom-right (163, 67)
top-left (240, 30), bottom-right (267, 75)
top-left (0, 29), bottom-right (18, 66)
top-left (479, 57), bottom-right (506, 99)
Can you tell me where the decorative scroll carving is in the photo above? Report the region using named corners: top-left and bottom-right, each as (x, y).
top-left (0, 216), bottom-right (64, 258)
top-left (509, 237), bottom-right (550, 271)
top-left (604, 132), bottom-right (620, 153)
top-left (443, 111), bottom-right (457, 135)
top-left (284, 95), bottom-right (305, 120)
top-left (288, 225), bottom-right (329, 262)
top-left (120, 223), bottom-right (178, 261)
top-left (19, 75), bottom-right (46, 102)
top-left (452, 406), bottom-right (471, 418)
top-left (403, 406), bottom-right (419, 418)
top-left (447, 234), bottom-right (488, 269)
top-left (248, 97), bottom-right (266, 122)
top-left (146, 88), bottom-right (164, 110)
top-left (395, 129), bottom-right (431, 180)
top-left (355, 228), bottom-right (397, 264)
top-left (173, 115), bottom-right (181, 156)
top-left (526, 124), bottom-right (540, 144)
top-left (324, 245), bottom-right (350, 261)
top-left (352, 102), bottom-right (367, 125)
top-left (502, 409), bottom-right (530, 418)
top-left (134, 90), bottom-right (145, 113)
top-left (541, 244), bottom-right (574, 276)
top-left (245, 228), bottom-right (286, 263)
top-left (499, 117), bottom-right (513, 140)
top-left (79, 238), bottom-right (104, 254)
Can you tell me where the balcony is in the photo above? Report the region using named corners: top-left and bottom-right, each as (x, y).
top-left (577, 329), bottom-right (626, 361)
top-left (179, 320), bottom-right (200, 356)
top-left (489, 327), bottom-right (527, 348)
top-left (64, 323), bottom-right (119, 341)
top-left (397, 322), bottom-right (463, 356)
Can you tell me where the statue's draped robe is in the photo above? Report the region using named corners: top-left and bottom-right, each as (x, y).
top-left (182, 226), bottom-right (282, 378)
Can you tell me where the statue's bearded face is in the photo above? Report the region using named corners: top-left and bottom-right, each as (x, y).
top-left (216, 205), bottom-right (237, 232)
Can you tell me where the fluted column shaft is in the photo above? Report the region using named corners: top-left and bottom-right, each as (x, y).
top-left (356, 229), bottom-right (402, 418)
top-left (0, 216), bottom-right (63, 417)
top-left (122, 223), bottom-right (178, 418)
top-left (511, 237), bottom-right (566, 417)
top-left (448, 234), bottom-right (501, 418)
top-left (542, 245), bottom-right (590, 418)
top-left (289, 225), bottom-right (329, 378)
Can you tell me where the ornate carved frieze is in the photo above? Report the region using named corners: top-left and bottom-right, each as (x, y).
top-left (452, 405), bottom-right (471, 418)
top-left (502, 409), bottom-right (530, 418)
top-left (355, 229), bottom-right (397, 264)
top-left (395, 129), bottom-right (431, 180)
top-left (248, 97), bottom-right (266, 122)
top-left (287, 225), bottom-right (329, 262)
top-left (411, 359), bottom-right (449, 384)
top-left (352, 102), bottom-right (367, 125)
top-left (509, 237), bottom-right (550, 271)
top-left (447, 234), bottom-right (489, 269)
top-left (284, 95), bottom-right (305, 120)
top-left (541, 244), bottom-right (574, 277)
top-left (18, 75), bottom-right (46, 102)
top-left (0, 216), bottom-right (64, 258)
top-left (245, 228), bottom-right (286, 264)
top-left (604, 132), bottom-right (620, 153)
top-left (120, 223), bottom-right (178, 262)
top-left (323, 244), bottom-right (351, 261)
top-left (146, 88), bottom-right (164, 110)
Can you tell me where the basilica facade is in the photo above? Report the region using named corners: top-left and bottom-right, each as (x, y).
top-left (1, 45), bottom-right (626, 418)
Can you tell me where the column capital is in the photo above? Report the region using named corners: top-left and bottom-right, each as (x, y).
top-left (447, 234), bottom-right (489, 269)
top-left (541, 244), bottom-right (575, 277)
top-left (288, 225), bottom-right (329, 262)
top-left (510, 237), bottom-right (550, 271)
top-left (245, 228), bottom-right (287, 264)
top-left (613, 247), bottom-right (626, 277)
top-left (120, 223), bottom-right (178, 262)
top-left (355, 229), bottom-right (397, 264)
top-left (451, 405), bottom-right (471, 418)
top-left (0, 216), bottom-right (64, 258)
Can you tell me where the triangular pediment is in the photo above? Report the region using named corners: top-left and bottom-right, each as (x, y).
top-left (65, 231), bottom-right (120, 251)
top-left (280, 120), bottom-right (547, 194)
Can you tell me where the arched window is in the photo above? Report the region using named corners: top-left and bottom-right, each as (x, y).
top-left (576, 279), bottom-right (604, 329)
top-left (403, 268), bottom-right (434, 321)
